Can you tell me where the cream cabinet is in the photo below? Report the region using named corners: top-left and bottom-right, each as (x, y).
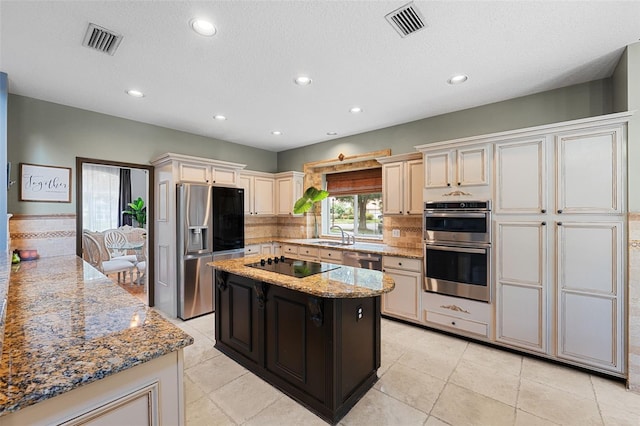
top-left (275, 171), bottom-right (305, 216)
top-left (179, 162), bottom-right (237, 185)
top-left (378, 153), bottom-right (424, 215)
top-left (423, 144), bottom-right (490, 190)
top-left (495, 221), bottom-right (548, 353)
top-left (244, 244), bottom-right (261, 256)
top-left (319, 248), bottom-right (343, 263)
top-left (238, 171), bottom-right (275, 216)
top-left (556, 220), bottom-right (624, 373)
top-left (297, 246), bottom-right (319, 261)
top-left (422, 292), bottom-right (491, 338)
top-left (381, 256), bottom-right (422, 323)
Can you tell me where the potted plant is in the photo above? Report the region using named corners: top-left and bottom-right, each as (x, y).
top-left (293, 186), bottom-right (329, 238)
top-left (123, 197), bottom-right (147, 228)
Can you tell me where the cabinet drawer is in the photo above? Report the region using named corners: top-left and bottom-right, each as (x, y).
top-left (422, 292), bottom-right (490, 323)
top-left (298, 246), bottom-right (319, 258)
top-left (282, 245), bottom-right (299, 255)
top-left (425, 311), bottom-right (488, 337)
top-left (319, 248), bottom-right (342, 263)
top-left (244, 244), bottom-right (260, 255)
top-left (383, 256), bottom-right (422, 272)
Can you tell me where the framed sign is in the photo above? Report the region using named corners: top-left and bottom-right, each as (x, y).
top-left (19, 163), bottom-right (72, 203)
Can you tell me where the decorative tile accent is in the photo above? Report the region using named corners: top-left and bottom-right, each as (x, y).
top-left (9, 214), bottom-right (77, 258)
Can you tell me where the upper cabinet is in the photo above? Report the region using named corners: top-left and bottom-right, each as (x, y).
top-left (178, 160), bottom-right (239, 185)
top-left (417, 142), bottom-right (491, 201)
top-left (378, 153), bottom-right (424, 215)
top-left (275, 171), bottom-right (305, 216)
top-left (238, 171), bottom-right (275, 216)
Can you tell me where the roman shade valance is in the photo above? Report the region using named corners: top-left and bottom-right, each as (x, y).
top-left (325, 168), bottom-right (382, 196)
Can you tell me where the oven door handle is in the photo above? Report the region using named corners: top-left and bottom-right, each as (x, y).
top-left (426, 245), bottom-right (487, 254)
top-left (424, 212), bottom-right (487, 218)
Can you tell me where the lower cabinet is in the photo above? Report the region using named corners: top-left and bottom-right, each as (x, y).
top-left (381, 256), bottom-right (422, 323)
top-left (422, 292), bottom-right (491, 339)
top-left (214, 271), bottom-right (381, 424)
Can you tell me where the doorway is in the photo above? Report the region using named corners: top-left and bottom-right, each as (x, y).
top-left (75, 157), bottom-right (154, 306)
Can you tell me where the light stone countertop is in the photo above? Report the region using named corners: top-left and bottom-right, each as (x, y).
top-left (247, 238), bottom-right (423, 259)
top-left (0, 255), bottom-right (194, 416)
top-left (211, 255), bottom-right (395, 298)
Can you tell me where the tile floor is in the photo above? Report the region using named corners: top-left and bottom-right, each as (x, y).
top-left (169, 313), bottom-right (640, 425)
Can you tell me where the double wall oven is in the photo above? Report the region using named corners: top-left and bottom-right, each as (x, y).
top-left (423, 200), bottom-right (491, 302)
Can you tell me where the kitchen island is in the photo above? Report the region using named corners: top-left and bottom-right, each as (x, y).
top-left (0, 256), bottom-right (193, 425)
top-left (210, 255), bottom-right (395, 424)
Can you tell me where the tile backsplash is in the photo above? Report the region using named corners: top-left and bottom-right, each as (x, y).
top-left (9, 214), bottom-right (76, 258)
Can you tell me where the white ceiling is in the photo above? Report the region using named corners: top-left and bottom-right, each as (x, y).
top-left (1, 1), bottom-right (639, 153)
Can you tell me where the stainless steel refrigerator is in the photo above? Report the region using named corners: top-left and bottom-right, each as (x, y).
top-left (177, 183), bottom-right (214, 320)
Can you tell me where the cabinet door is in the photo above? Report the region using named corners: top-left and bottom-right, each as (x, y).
top-left (495, 138), bottom-right (547, 214)
top-left (381, 268), bottom-right (421, 322)
top-left (495, 221), bottom-right (547, 353)
top-left (260, 243), bottom-right (274, 255)
top-left (555, 126), bottom-right (623, 214)
top-left (456, 145), bottom-right (488, 187)
top-left (382, 163), bottom-right (403, 214)
top-left (253, 177), bottom-right (275, 215)
top-left (405, 159), bottom-right (424, 214)
top-left (212, 168), bottom-right (236, 185)
top-left (244, 244), bottom-right (260, 256)
top-left (216, 274), bottom-right (261, 364)
top-left (424, 150), bottom-right (451, 189)
top-left (276, 178), bottom-right (293, 215)
top-left (556, 221), bottom-right (624, 373)
top-left (237, 174), bottom-right (253, 215)
top-left (179, 163), bottom-right (210, 183)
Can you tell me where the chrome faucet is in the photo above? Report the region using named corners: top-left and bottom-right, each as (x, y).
top-left (330, 225), bottom-right (355, 245)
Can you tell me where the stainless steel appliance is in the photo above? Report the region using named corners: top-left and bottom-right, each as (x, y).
top-left (177, 184), bottom-right (245, 320)
top-left (246, 256), bottom-right (341, 277)
top-left (423, 200), bottom-right (491, 302)
top-left (342, 251), bottom-right (382, 271)
top-left (177, 183), bottom-right (213, 320)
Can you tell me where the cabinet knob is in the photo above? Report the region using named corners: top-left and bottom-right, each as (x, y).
top-left (451, 321), bottom-right (456, 326)
top-left (541, 209), bottom-right (546, 213)
top-left (557, 209), bottom-right (563, 214)
top-left (447, 183), bottom-right (451, 187)
top-left (398, 262), bottom-right (402, 266)
top-left (541, 222), bottom-right (546, 226)
top-left (558, 222), bottom-right (563, 226)
top-left (457, 182), bottom-right (461, 186)
top-left (399, 211), bottom-right (403, 214)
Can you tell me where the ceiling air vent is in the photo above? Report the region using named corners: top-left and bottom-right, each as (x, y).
top-left (82, 23), bottom-right (123, 56)
top-left (385, 2), bottom-right (426, 38)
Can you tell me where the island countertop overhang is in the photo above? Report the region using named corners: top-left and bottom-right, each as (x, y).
top-left (209, 255), bottom-right (394, 298)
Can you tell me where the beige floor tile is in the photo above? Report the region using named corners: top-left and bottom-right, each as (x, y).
top-left (397, 335), bottom-right (467, 381)
top-left (375, 362), bottom-right (446, 414)
top-left (521, 357), bottom-right (596, 400)
top-left (184, 374), bottom-right (205, 406)
top-left (379, 338), bottom-right (407, 376)
top-left (431, 383), bottom-right (515, 426)
top-left (599, 404), bottom-right (640, 426)
top-left (186, 395), bottom-right (236, 426)
top-left (514, 409), bottom-right (559, 426)
top-left (425, 416), bottom-right (451, 426)
top-left (518, 378), bottom-right (603, 425)
top-left (462, 342), bottom-right (523, 376)
top-left (210, 373), bottom-right (284, 424)
top-left (187, 313), bottom-right (215, 337)
top-left (244, 395), bottom-right (329, 426)
top-left (182, 327), bottom-right (222, 369)
top-left (592, 375), bottom-right (640, 416)
top-left (340, 388), bottom-right (428, 425)
top-left (185, 354), bottom-right (248, 394)
top-left (449, 358), bottom-right (520, 406)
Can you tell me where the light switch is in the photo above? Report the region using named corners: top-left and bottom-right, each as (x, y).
top-left (392, 229), bottom-right (400, 237)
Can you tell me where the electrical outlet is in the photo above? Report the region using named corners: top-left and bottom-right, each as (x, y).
top-left (392, 229), bottom-right (400, 238)
top-left (356, 305), bottom-right (363, 321)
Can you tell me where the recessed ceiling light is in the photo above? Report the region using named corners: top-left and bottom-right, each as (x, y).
top-left (190, 18), bottom-right (216, 37)
top-left (294, 76), bottom-right (312, 86)
top-left (326, 132), bottom-right (338, 136)
top-left (447, 74), bottom-right (468, 85)
top-left (213, 115), bottom-right (227, 121)
top-left (349, 107), bottom-right (363, 113)
top-left (271, 130), bottom-right (282, 135)
top-left (126, 89), bottom-right (144, 98)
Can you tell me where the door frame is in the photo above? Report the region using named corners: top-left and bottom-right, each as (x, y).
top-left (75, 157), bottom-right (155, 307)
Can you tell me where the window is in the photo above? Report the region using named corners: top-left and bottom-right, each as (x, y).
top-left (322, 169), bottom-right (383, 239)
top-left (82, 164), bottom-right (120, 231)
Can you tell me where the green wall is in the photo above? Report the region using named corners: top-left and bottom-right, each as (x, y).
top-left (7, 95), bottom-right (278, 214)
top-left (277, 79), bottom-right (613, 172)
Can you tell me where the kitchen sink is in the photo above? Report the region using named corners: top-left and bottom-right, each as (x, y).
top-left (307, 240), bottom-right (350, 246)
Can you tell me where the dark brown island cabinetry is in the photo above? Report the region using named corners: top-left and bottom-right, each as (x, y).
top-left (214, 270), bottom-right (382, 424)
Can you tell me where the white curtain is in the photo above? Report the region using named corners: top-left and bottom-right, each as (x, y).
top-left (82, 164), bottom-right (120, 232)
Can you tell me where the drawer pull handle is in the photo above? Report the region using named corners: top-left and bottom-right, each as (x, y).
top-left (398, 262), bottom-right (402, 266)
top-left (440, 304), bottom-right (470, 314)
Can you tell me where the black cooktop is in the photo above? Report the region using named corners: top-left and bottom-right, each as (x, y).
top-left (246, 256), bottom-right (340, 278)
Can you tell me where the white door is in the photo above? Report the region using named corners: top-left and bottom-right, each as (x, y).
top-left (382, 268), bottom-right (421, 322)
top-left (382, 162), bottom-right (403, 214)
top-left (253, 177), bottom-right (274, 215)
top-left (456, 145), bottom-right (489, 186)
top-left (424, 150), bottom-right (451, 189)
top-left (405, 159), bottom-right (424, 214)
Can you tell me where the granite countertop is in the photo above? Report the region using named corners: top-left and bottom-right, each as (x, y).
top-left (0, 255), bottom-right (194, 416)
top-left (246, 238), bottom-right (423, 259)
top-left (210, 255), bottom-right (395, 298)
top-left (0, 255), bottom-right (9, 355)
